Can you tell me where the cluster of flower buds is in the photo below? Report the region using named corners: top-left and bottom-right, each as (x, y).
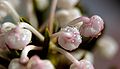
top-left (68, 15), bottom-right (104, 37)
top-left (0, 0), bottom-right (108, 69)
top-left (53, 15), bottom-right (104, 51)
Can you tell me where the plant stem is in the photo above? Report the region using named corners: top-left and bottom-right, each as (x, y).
top-left (68, 16), bottom-right (89, 27)
top-left (56, 47), bottom-right (79, 65)
top-left (20, 45), bottom-right (42, 64)
top-left (18, 22), bottom-right (56, 48)
top-left (27, 0), bottom-right (38, 29)
top-left (18, 22), bottom-right (44, 41)
top-left (48, 0), bottom-right (57, 34)
top-left (0, 1), bottom-right (20, 23)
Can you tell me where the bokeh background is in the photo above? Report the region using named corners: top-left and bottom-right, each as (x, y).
top-left (1, 0), bottom-right (120, 69)
top-left (80, 0), bottom-right (120, 69)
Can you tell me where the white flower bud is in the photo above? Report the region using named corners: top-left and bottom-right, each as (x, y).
top-left (58, 26), bottom-right (82, 51)
top-left (8, 58), bottom-right (26, 69)
top-left (96, 35), bottom-right (118, 59)
top-left (56, 8), bottom-right (82, 27)
top-left (1, 22), bottom-right (16, 32)
top-left (70, 60), bottom-right (94, 69)
top-left (5, 27), bottom-right (32, 49)
top-left (35, 0), bottom-right (49, 11)
top-left (57, 0), bottom-right (79, 9)
top-left (80, 15), bottom-right (104, 37)
top-left (27, 55), bottom-right (54, 69)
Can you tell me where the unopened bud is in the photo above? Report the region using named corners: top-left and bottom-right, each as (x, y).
top-left (5, 27), bottom-right (32, 49)
top-left (8, 58), bottom-right (26, 69)
top-left (58, 26), bottom-right (82, 51)
top-left (56, 8), bottom-right (81, 27)
top-left (27, 55), bottom-right (54, 69)
top-left (80, 15), bottom-right (104, 37)
top-left (96, 35), bottom-right (118, 59)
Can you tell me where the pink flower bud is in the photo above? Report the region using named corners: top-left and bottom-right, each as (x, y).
top-left (27, 55), bottom-right (54, 69)
top-left (8, 58), bottom-right (26, 69)
top-left (5, 27), bottom-right (32, 49)
top-left (80, 15), bottom-right (104, 37)
top-left (70, 60), bottom-right (94, 69)
top-left (58, 26), bottom-right (82, 51)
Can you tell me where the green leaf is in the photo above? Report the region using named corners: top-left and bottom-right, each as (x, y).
top-left (19, 17), bottom-right (30, 24)
top-left (41, 28), bottom-right (50, 59)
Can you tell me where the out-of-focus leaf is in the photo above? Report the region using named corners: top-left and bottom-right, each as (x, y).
top-left (53, 20), bottom-right (59, 33)
top-left (41, 28), bottom-right (50, 59)
top-left (0, 65), bottom-right (7, 69)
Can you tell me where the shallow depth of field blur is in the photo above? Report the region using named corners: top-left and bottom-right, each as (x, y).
top-left (0, 0), bottom-right (120, 69)
top-left (80, 0), bottom-right (120, 69)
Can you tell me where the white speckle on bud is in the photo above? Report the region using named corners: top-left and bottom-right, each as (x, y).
top-left (96, 35), bottom-right (118, 59)
top-left (58, 26), bottom-right (82, 51)
top-left (70, 60), bottom-right (94, 69)
top-left (27, 55), bottom-right (54, 69)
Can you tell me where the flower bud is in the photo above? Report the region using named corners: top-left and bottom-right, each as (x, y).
top-left (57, 0), bottom-right (79, 9)
top-left (5, 27), bottom-right (32, 49)
top-left (96, 35), bottom-right (118, 59)
top-left (70, 60), bottom-right (94, 69)
top-left (58, 26), bottom-right (82, 51)
top-left (35, 0), bottom-right (49, 11)
top-left (27, 55), bottom-right (54, 69)
top-left (80, 15), bottom-right (104, 37)
top-left (56, 8), bottom-right (81, 27)
top-left (8, 58), bottom-right (26, 69)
